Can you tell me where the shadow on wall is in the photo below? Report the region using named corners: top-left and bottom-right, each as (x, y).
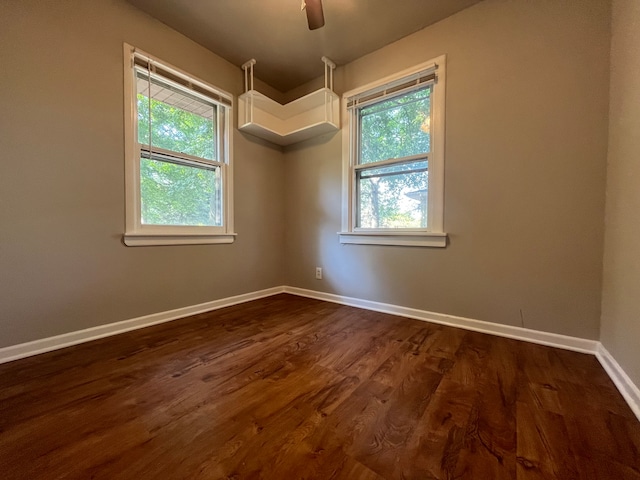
top-left (237, 131), bottom-right (284, 153)
top-left (285, 130), bottom-right (384, 297)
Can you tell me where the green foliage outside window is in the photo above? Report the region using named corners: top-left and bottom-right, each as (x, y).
top-left (358, 87), bottom-right (431, 228)
top-left (137, 85), bottom-right (221, 227)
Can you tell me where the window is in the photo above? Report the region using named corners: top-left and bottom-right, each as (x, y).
top-left (340, 56), bottom-right (447, 247)
top-left (123, 44), bottom-right (235, 246)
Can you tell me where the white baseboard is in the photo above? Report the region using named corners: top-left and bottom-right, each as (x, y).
top-left (0, 286), bottom-right (285, 365)
top-left (3, 284), bottom-right (637, 423)
top-left (284, 286), bottom-right (599, 354)
top-left (596, 344), bottom-right (640, 422)
top-left (0, 285), bottom-right (597, 365)
top-left (285, 287), bottom-right (640, 421)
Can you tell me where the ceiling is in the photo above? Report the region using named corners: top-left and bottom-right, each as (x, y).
top-left (126, 0), bottom-right (483, 93)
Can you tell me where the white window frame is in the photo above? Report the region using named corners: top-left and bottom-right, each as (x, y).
top-left (122, 43), bottom-right (235, 246)
top-left (339, 55), bottom-right (447, 248)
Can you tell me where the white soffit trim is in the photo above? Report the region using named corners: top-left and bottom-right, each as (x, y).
top-left (283, 286), bottom-right (599, 354)
top-left (596, 344), bottom-right (640, 422)
top-left (0, 287), bottom-right (284, 365)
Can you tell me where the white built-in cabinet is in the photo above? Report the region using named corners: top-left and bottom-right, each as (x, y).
top-left (237, 58), bottom-right (339, 146)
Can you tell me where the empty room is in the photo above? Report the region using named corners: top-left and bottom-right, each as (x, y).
top-left (0, 0), bottom-right (639, 478)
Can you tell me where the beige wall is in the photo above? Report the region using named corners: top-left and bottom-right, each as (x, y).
top-left (601, 0), bottom-right (640, 387)
top-left (0, 0), bottom-right (615, 349)
top-left (284, 0), bottom-right (611, 339)
top-left (0, 0), bottom-right (285, 347)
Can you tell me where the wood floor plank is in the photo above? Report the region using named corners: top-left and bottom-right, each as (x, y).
top-left (398, 377), bottom-right (478, 480)
top-left (0, 294), bottom-right (639, 479)
top-left (456, 334), bottom-right (518, 479)
top-left (347, 364), bottom-right (442, 477)
top-left (516, 401), bottom-right (579, 480)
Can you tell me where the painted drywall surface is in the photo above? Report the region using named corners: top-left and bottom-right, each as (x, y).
top-left (601, 0), bottom-right (640, 387)
top-left (284, 0), bottom-right (610, 339)
top-left (0, 0), bottom-right (285, 347)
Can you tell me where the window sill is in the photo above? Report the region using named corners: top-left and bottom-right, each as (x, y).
top-left (338, 231), bottom-right (447, 248)
top-left (123, 233), bottom-right (237, 247)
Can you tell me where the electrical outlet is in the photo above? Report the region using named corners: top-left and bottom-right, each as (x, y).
top-left (315, 267), bottom-right (322, 280)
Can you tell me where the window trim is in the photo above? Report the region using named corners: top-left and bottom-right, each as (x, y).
top-left (339, 55), bottom-right (447, 248)
top-left (122, 43), bottom-right (235, 246)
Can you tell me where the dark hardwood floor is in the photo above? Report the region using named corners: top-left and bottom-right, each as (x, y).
top-left (0, 294), bottom-right (638, 479)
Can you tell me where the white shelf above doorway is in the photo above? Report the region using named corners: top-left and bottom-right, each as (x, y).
top-left (238, 58), bottom-right (340, 147)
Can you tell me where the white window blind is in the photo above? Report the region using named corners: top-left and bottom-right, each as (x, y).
top-left (133, 55), bottom-right (232, 108)
top-left (346, 64), bottom-right (438, 110)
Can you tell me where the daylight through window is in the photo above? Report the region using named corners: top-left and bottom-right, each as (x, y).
top-left (123, 45), bottom-right (234, 246)
top-left (357, 87), bottom-right (432, 229)
top-left (340, 56), bottom-right (447, 247)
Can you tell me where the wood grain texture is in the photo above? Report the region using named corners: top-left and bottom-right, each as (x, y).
top-left (0, 294), bottom-right (638, 479)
